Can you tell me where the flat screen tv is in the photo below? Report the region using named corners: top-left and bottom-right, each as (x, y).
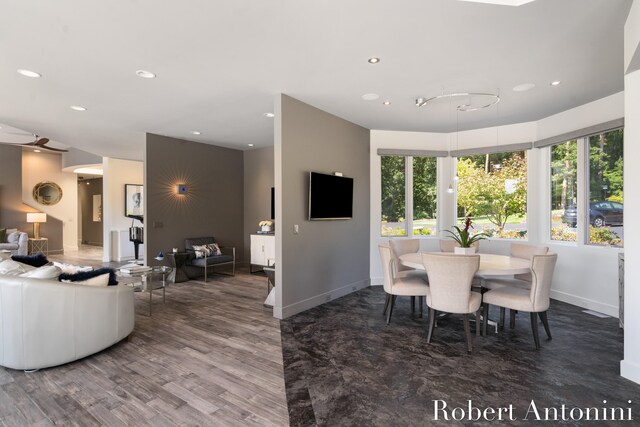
top-left (308, 172), bottom-right (353, 220)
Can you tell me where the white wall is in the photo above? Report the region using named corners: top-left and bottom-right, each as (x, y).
top-left (370, 93), bottom-right (624, 317)
top-left (22, 151), bottom-right (78, 251)
top-left (621, 1), bottom-right (640, 384)
top-left (102, 157), bottom-right (143, 262)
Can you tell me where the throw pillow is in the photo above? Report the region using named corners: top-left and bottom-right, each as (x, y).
top-left (7, 231), bottom-right (20, 244)
top-left (192, 244), bottom-right (212, 259)
top-left (0, 228), bottom-right (6, 243)
top-left (53, 261), bottom-right (93, 275)
top-left (0, 259), bottom-right (27, 276)
top-left (62, 273), bottom-right (110, 287)
top-left (207, 243), bottom-right (222, 256)
top-left (59, 267), bottom-right (118, 286)
top-left (20, 265), bottom-right (62, 280)
top-left (12, 253), bottom-right (49, 268)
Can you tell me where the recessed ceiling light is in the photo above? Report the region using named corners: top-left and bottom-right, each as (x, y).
top-left (368, 57), bottom-right (380, 64)
top-left (362, 93), bottom-right (380, 101)
top-left (70, 105), bottom-right (87, 111)
top-left (263, 112), bottom-right (275, 118)
top-left (550, 80), bottom-right (562, 86)
top-left (382, 101), bottom-right (391, 106)
top-left (136, 70), bottom-right (156, 79)
top-left (512, 83), bottom-right (536, 92)
top-left (248, 143), bottom-right (254, 147)
top-left (190, 131), bottom-right (201, 135)
top-left (34, 149), bottom-right (41, 153)
top-left (17, 69), bottom-right (42, 78)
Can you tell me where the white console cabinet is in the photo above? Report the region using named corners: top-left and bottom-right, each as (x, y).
top-left (250, 234), bottom-right (275, 272)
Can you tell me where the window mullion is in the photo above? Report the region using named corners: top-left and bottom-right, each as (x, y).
top-left (576, 136), bottom-right (588, 245)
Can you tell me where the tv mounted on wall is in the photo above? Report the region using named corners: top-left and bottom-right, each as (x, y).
top-left (308, 172), bottom-right (353, 220)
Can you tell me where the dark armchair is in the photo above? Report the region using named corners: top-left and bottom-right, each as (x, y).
top-left (184, 237), bottom-right (235, 281)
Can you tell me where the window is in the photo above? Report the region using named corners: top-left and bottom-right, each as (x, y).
top-left (550, 140), bottom-right (578, 242)
top-left (380, 155), bottom-right (437, 236)
top-left (457, 150), bottom-right (527, 239)
top-left (587, 129), bottom-right (623, 247)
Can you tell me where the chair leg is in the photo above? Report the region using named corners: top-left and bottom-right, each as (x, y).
top-left (411, 296), bottom-right (415, 316)
top-left (427, 308), bottom-right (436, 343)
top-left (419, 297), bottom-right (423, 318)
top-left (510, 310), bottom-right (517, 329)
top-left (463, 314), bottom-right (473, 353)
top-left (482, 303), bottom-right (489, 336)
top-left (539, 311), bottom-right (552, 340)
top-left (499, 307), bottom-right (505, 329)
top-left (530, 312), bottom-right (541, 350)
top-left (386, 295), bottom-right (396, 324)
top-left (382, 294), bottom-right (391, 316)
top-left (475, 308), bottom-right (481, 337)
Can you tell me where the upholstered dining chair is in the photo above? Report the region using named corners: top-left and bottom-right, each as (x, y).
top-left (480, 243), bottom-right (549, 328)
top-left (422, 253), bottom-right (481, 352)
top-left (482, 253), bottom-right (558, 349)
top-left (379, 245), bottom-right (430, 325)
top-left (389, 239), bottom-right (428, 316)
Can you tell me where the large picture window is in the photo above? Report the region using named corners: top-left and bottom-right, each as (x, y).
top-left (587, 129), bottom-right (623, 247)
top-left (457, 150), bottom-right (527, 239)
top-left (381, 155), bottom-right (437, 237)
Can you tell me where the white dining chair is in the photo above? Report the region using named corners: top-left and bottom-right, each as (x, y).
top-left (481, 243), bottom-right (549, 328)
top-left (379, 245), bottom-right (430, 324)
top-left (422, 253), bottom-right (481, 352)
top-left (389, 239), bottom-right (428, 316)
top-left (482, 254), bottom-right (558, 349)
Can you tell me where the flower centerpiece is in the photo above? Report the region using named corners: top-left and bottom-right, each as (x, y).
top-left (444, 216), bottom-right (488, 254)
top-left (259, 220), bottom-right (274, 233)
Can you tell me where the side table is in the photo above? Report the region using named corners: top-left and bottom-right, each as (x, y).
top-left (167, 252), bottom-right (190, 283)
top-left (28, 237), bottom-right (48, 255)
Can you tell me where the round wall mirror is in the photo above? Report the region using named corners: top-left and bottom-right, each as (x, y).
top-left (33, 181), bottom-right (63, 206)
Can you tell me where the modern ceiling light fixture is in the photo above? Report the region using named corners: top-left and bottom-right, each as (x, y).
top-left (136, 70), bottom-right (156, 79)
top-left (367, 57), bottom-right (380, 64)
top-left (382, 101), bottom-right (391, 106)
top-left (362, 93), bottom-right (380, 101)
top-left (457, 0), bottom-right (536, 6)
top-left (17, 69), bottom-right (42, 78)
top-left (550, 80), bottom-right (562, 86)
top-left (416, 92), bottom-right (500, 112)
top-left (70, 105), bottom-right (87, 111)
top-left (190, 131), bottom-right (201, 135)
top-left (263, 112), bottom-right (275, 118)
top-left (248, 143), bottom-right (254, 147)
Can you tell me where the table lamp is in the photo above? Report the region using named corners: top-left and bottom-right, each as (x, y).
top-left (26, 213), bottom-right (47, 239)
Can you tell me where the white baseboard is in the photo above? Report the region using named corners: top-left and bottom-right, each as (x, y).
top-left (280, 279), bottom-right (371, 319)
top-left (370, 276), bottom-right (383, 286)
top-left (621, 360), bottom-right (640, 385)
top-left (550, 289), bottom-right (618, 318)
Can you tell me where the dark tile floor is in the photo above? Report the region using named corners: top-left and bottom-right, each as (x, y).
top-left (281, 286), bottom-right (640, 427)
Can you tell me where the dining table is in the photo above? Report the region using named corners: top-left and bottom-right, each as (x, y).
top-left (398, 252), bottom-right (531, 276)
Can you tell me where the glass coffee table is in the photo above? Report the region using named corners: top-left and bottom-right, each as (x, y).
top-left (117, 266), bottom-right (173, 316)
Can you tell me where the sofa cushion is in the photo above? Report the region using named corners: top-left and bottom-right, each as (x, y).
top-left (12, 253), bottom-right (49, 268)
top-left (0, 251), bottom-right (12, 261)
top-left (20, 265), bottom-right (62, 280)
top-left (0, 259), bottom-right (28, 275)
top-left (190, 254), bottom-right (234, 267)
top-left (0, 228), bottom-right (6, 243)
top-left (59, 267), bottom-right (118, 286)
top-left (53, 261), bottom-right (93, 275)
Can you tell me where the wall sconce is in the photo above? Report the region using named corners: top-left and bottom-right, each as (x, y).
top-left (26, 212), bottom-right (47, 239)
top-left (175, 184), bottom-right (188, 195)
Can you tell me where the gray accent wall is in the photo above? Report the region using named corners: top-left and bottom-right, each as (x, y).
top-left (78, 178), bottom-right (103, 245)
top-left (145, 133), bottom-right (245, 266)
top-left (0, 145), bottom-right (27, 231)
top-left (243, 146), bottom-right (274, 263)
top-left (276, 94), bottom-right (370, 318)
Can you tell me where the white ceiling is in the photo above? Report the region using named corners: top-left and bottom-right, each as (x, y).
top-left (0, 0), bottom-right (632, 160)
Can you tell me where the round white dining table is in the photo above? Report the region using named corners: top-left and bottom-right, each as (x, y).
top-left (399, 252), bottom-right (530, 276)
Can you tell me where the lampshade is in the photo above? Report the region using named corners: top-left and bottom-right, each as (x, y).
top-left (26, 213), bottom-right (47, 223)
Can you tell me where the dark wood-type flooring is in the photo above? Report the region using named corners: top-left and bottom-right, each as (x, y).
top-left (0, 261), bottom-right (289, 426)
top-left (281, 286), bottom-right (640, 427)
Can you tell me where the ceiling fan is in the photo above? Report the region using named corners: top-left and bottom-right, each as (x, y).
top-left (0, 134), bottom-right (68, 152)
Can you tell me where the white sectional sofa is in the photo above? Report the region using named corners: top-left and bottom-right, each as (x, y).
top-left (0, 274), bottom-right (135, 370)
